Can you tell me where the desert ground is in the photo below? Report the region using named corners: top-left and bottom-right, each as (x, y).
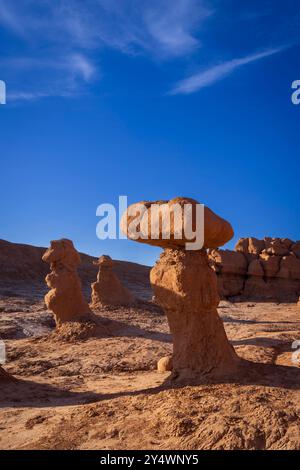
top-left (1, 289), bottom-right (300, 450)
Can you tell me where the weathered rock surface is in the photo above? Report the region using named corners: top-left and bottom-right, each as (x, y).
top-left (0, 366), bottom-right (14, 382)
top-left (91, 255), bottom-right (134, 308)
top-left (42, 239), bottom-right (92, 326)
top-left (1, 236), bottom-right (300, 304)
top-left (151, 249), bottom-right (238, 380)
top-left (157, 356), bottom-right (173, 373)
top-left (123, 198), bottom-right (239, 381)
top-left (210, 237), bottom-right (300, 302)
top-left (121, 197), bottom-right (234, 249)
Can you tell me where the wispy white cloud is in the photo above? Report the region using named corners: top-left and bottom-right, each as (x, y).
top-left (0, 1), bottom-right (293, 102)
top-left (169, 47), bottom-right (287, 95)
top-left (0, 0), bottom-right (211, 57)
top-left (0, 0), bottom-right (211, 101)
top-left (2, 54), bottom-right (97, 101)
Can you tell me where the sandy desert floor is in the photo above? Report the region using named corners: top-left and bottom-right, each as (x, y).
top-left (0, 292), bottom-right (300, 450)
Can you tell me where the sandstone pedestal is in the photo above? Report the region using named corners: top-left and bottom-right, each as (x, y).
top-left (42, 239), bottom-right (92, 326)
top-left (121, 197), bottom-right (239, 381)
top-left (91, 255), bottom-right (134, 308)
top-left (151, 249), bottom-right (238, 380)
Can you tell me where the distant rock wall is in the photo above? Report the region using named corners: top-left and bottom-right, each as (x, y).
top-left (1, 238), bottom-right (300, 303)
top-left (209, 237), bottom-right (300, 302)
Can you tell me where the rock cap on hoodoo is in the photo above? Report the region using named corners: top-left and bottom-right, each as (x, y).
top-left (121, 197), bottom-right (233, 249)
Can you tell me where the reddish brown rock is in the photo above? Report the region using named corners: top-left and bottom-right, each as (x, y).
top-left (121, 197), bottom-right (234, 250)
top-left (265, 238), bottom-right (290, 256)
top-left (150, 249), bottom-right (238, 380)
top-left (0, 366), bottom-right (14, 382)
top-left (279, 255), bottom-right (300, 280)
top-left (214, 238), bottom-right (300, 302)
top-left (91, 255), bottom-right (134, 308)
top-left (242, 277), bottom-right (273, 301)
top-left (42, 239), bottom-right (92, 326)
top-left (209, 249), bottom-right (246, 297)
top-left (291, 242), bottom-right (300, 259)
top-left (209, 249), bottom-right (247, 276)
top-left (259, 252), bottom-right (281, 278)
top-left (122, 198), bottom-right (238, 381)
top-left (235, 237), bottom-right (265, 256)
top-left (157, 356), bottom-right (173, 373)
top-left (247, 259), bottom-right (264, 277)
top-left (215, 275), bottom-right (244, 298)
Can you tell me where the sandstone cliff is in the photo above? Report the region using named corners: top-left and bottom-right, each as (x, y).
top-left (209, 237), bottom-right (300, 302)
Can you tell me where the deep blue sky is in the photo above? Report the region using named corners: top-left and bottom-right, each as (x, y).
top-left (1, 0), bottom-right (300, 266)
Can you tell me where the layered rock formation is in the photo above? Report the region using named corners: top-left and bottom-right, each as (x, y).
top-left (121, 197), bottom-right (239, 381)
top-left (209, 237), bottom-right (300, 302)
top-left (42, 239), bottom-right (92, 326)
top-left (91, 255), bottom-right (134, 308)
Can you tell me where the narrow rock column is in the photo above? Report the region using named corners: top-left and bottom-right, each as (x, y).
top-left (42, 239), bottom-right (92, 326)
top-left (151, 248), bottom-right (238, 380)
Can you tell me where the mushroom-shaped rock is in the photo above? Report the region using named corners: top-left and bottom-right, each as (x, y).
top-left (121, 197), bottom-right (233, 250)
top-left (91, 255), bottom-right (134, 308)
top-left (42, 239), bottom-right (92, 326)
top-left (121, 198), bottom-right (239, 381)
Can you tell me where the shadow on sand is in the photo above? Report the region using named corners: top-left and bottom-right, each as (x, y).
top-left (1, 358), bottom-right (300, 410)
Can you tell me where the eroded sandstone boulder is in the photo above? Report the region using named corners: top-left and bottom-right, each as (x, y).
top-left (91, 255), bottom-right (134, 308)
top-left (121, 197), bottom-right (233, 250)
top-left (122, 197), bottom-right (238, 381)
top-left (42, 239), bottom-right (92, 326)
top-left (235, 237), bottom-right (265, 256)
top-left (157, 356), bottom-right (173, 373)
top-left (265, 238), bottom-right (291, 256)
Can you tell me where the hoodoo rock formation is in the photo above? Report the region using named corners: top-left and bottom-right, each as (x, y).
top-left (121, 197), bottom-right (239, 381)
top-left (91, 255), bottom-right (134, 308)
top-left (209, 237), bottom-right (300, 302)
top-left (42, 239), bottom-right (92, 326)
